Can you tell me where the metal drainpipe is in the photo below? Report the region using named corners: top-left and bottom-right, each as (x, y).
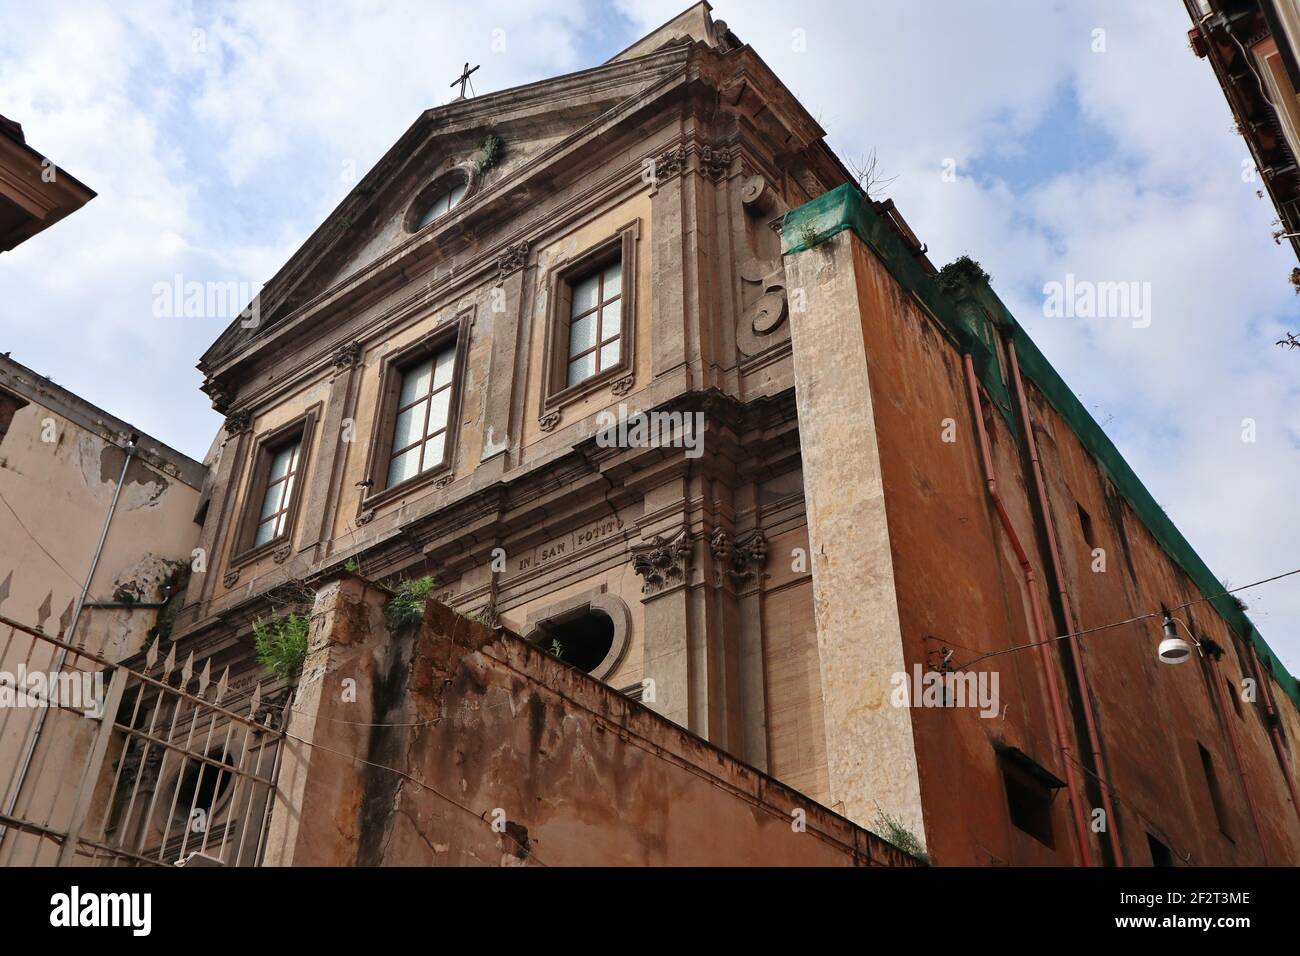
top-left (1005, 342), bottom-right (1125, 867)
top-left (0, 439), bottom-right (136, 845)
top-left (962, 355), bottom-right (1094, 866)
top-left (1248, 643), bottom-right (1300, 830)
top-left (1206, 649), bottom-right (1273, 865)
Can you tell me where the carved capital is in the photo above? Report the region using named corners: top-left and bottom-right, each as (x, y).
top-left (699, 144), bottom-right (731, 182)
top-left (653, 144), bottom-right (687, 183)
top-left (710, 527), bottom-right (732, 563)
top-left (272, 544), bottom-right (292, 564)
top-left (631, 531), bottom-right (693, 595)
top-left (711, 529), bottom-right (768, 586)
top-left (496, 239), bottom-right (530, 280)
top-left (332, 339), bottom-right (362, 369)
top-left (120, 740), bottom-right (165, 789)
top-left (610, 374), bottom-right (634, 397)
top-left (223, 408), bottom-right (251, 435)
top-left (539, 410), bottom-right (561, 433)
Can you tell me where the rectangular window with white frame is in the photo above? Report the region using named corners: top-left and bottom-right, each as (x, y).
top-left (541, 220), bottom-right (638, 414)
top-left (229, 407), bottom-right (319, 565)
top-left (359, 314), bottom-right (470, 510)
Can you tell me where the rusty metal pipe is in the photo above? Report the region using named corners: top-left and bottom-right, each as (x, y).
top-left (1005, 343), bottom-right (1125, 866)
top-left (962, 354), bottom-right (1094, 866)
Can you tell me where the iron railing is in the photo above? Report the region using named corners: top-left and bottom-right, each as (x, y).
top-left (0, 612), bottom-right (287, 867)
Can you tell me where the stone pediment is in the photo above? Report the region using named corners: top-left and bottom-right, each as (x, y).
top-left (198, 45), bottom-right (697, 378)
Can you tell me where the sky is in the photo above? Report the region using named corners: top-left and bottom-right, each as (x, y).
top-left (2, 1), bottom-right (1298, 671)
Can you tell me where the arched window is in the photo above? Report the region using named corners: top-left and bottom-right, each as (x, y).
top-left (174, 748), bottom-right (236, 819)
top-left (538, 610), bottom-right (615, 673)
top-left (412, 176), bottom-right (468, 230)
top-left (523, 589), bottom-right (631, 681)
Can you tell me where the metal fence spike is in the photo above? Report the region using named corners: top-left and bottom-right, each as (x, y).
top-left (36, 590), bottom-right (52, 630)
top-left (163, 644), bottom-right (176, 676)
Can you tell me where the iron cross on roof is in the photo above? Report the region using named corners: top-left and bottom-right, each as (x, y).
top-left (450, 62), bottom-right (479, 100)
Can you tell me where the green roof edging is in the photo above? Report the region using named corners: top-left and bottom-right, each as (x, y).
top-left (782, 183), bottom-right (1300, 710)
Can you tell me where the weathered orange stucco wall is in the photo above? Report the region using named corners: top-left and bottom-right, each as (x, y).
top-left (261, 574), bottom-right (919, 867)
top-left (848, 235), bottom-right (1300, 866)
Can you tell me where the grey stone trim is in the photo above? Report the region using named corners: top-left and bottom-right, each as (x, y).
top-left (522, 584), bottom-right (631, 682)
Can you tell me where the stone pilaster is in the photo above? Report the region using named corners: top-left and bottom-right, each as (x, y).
top-left (632, 522), bottom-right (695, 732)
top-left (300, 342), bottom-right (363, 556)
top-left (782, 227), bottom-right (927, 848)
top-left (261, 573), bottom-right (388, 866)
top-left (179, 419), bottom-right (250, 620)
top-left (480, 261), bottom-right (527, 464)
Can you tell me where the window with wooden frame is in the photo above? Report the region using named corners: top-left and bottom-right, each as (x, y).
top-left (541, 220), bottom-right (638, 411)
top-left (230, 408), bottom-right (318, 564)
top-left (361, 316), bottom-right (470, 506)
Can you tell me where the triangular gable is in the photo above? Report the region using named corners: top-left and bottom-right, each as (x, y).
top-left (199, 46), bottom-right (698, 374)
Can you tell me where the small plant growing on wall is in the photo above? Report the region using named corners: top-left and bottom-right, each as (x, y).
top-left (466, 600), bottom-right (499, 628)
top-left (475, 133), bottom-right (503, 174)
top-left (385, 575), bottom-right (437, 629)
top-left (937, 254), bottom-right (991, 293)
top-left (872, 806), bottom-right (929, 864)
top-left (253, 612), bottom-right (310, 680)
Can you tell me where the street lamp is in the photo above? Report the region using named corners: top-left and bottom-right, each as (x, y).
top-left (1157, 612), bottom-right (1194, 664)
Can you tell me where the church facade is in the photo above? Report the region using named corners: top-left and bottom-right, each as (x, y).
top-left (151, 3), bottom-right (1300, 866)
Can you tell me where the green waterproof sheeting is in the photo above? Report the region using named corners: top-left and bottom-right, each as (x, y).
top-left (782, 183), bottom-right (1300, 711)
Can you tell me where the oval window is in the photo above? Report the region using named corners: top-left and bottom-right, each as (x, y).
top-left (414, 178), bottom-right (468, 230)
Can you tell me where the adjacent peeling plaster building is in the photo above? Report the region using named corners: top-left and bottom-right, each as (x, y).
top-left (0, 353), bottom-right (205, 864)
top-left (134, 2), bottom-right (1300, 866)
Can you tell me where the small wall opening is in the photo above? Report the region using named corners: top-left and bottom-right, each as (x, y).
top-left (998, 749), bottom-right (1058, 849)
top-left (539, 610), bottom-right (615, 674)
top-left (1198, 743), bottom-right (1233, 839)
top-left (176, 748), bottom-right (236, 818)
top-left (1076, 502), bottom-right (1095, 550)
top-left (1147, 832), bottom-right (1173, 867)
